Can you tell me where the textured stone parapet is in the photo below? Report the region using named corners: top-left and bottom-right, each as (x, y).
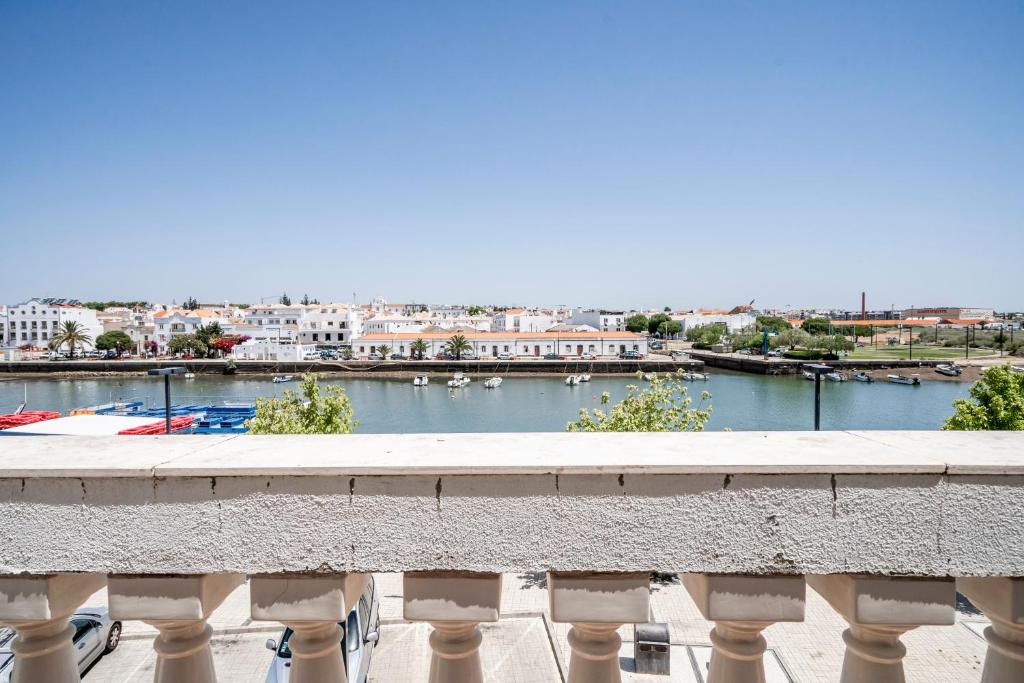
top-left (1, 432), bottom-right (1023, 576)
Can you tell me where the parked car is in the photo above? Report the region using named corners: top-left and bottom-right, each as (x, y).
top-left (766, 349), bottom-right (784, 358)
top-left (580, 353), bottom-right (597, 360)
top-left (367, 352), bottom-right (383, 360)
top-left (303, 352), bottom-right (322, 361)
top-left (389, 353), bottom-right (407, 360)
top-left (264, 577), bottom-right (380, 683)
top-left (738, 348), bottom-right (754, 355)
top-left (543, 353), bottom-right (563, 360)
top-left (619, 350), bottom-right (644, 360)
top-left (497, 352), bottom-right (513, 360)
top-left (0, 608), bottom-right (121, 683)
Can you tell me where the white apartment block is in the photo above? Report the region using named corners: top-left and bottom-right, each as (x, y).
top-left (354, 331), bottom-right (647, 359)
top-left (564, 309), bottom-right (627, 332)
top-left (672, 311), bottom-right (756, 333)
top-left (299, 304), bottom-right (362, 346)
top-left (492, 308), bottom-right (557, 333)
top-left (3, 299), bottom-right (103, 349)
top-left (152, 308), bottom-right (229, 352)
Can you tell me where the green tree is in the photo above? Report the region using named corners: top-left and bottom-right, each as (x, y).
top-left (444, 334), bottom-right (472, 360)
top-left (657, 320), bottom-right (682, 337)
top-left (647, 313), bottom-right (671, 335)
top-left (467, 306), bottom-right (487, 316)
top-left (279, 292), bottom-right (292, 305)
top-left (944, 365), bottom-right (1024, 431)
top-left (686, 323), bottom-right (726, 345)
top-left (800, 317), bottom-right (833, 335)
top-left (377, 344), bottom-right (392, 359)
top-left (301, 294), bottom-right (311, 305)
top-left (567, 371), bottom-right (713, 432)
top-left (756, 315), bottom-right (792, 334)
top-left (410, 338), bottom-right (429, 360)
top-left (168, 334), bottom-right (207, 357)
top-left (663, 306), bottom-right (672, 312)
top-left (53, 321), bottom-right (93, 358)
top-left (182, 297), bottom-right (200, 311)
top-left (94, 331), bottom-right (133, 355)
top-left (625, 314), bottom-right (649, 333)
top-left (775, 328), bottom-right (812, 349)
top-left (247, 374), bottom-right (358, 434)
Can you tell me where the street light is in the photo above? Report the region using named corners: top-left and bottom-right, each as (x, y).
top-left (804, 363), bottom-right (833, 431)
top-left (147, 367), bottom-right (186, 434)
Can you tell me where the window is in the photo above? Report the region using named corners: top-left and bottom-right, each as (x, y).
top-left (358, 596), bottom-right (371, 638)
top-left (523, 346), bottom-right (529, 353)
top-left (345, 611), bottom-right (360, 653)
top-left (359, 346), bottom-right (365, 353)
top-left (325, 333), bottom-right (332, 341)
top-left (503, 345), bottom-right (509, 352)
top-left (312, 333), bottom-right (319, 341)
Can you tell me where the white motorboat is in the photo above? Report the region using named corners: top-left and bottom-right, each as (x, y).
top-left (484, 377), bottom-right (502, 389)
top-left (1013, 366), bottom-right (1024, 374)
top-left (565, 375), bottom-right (581, 386)
top-left (183, 372), bottom-right (196, 380)
top-left (681, 372), bottom-right (708, 381)
top-left (272, 375), bottom-right (294, 384)
top-left (935, 364), bottom-right (962, 377)
top-left (888, 374), bottom-right (921, 386)
top-left (413, 375), bottom-right (429, 386)
top-left (579, 374), bottom-right (591, 382)
top-left (851, 371), bottom-right (873, 383)
top-left (643, 373), bottom-right (657, 381)
top-left (447, 372), bottom-right (470, 388)
top-left (802, 370), bottom-right (816, 381)
top-left (825, 371), bottom-right (846, 382)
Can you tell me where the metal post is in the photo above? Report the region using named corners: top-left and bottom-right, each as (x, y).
top-left (814, 374), bottom-right (822, 431)
top-left (164, 375), bottom-right (171, 435)
top-left (908, 325), bottom-right (913, 360)
top-left (966, 326), bottom-right (970, 360)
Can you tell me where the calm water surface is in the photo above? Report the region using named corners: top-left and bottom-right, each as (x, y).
top-left (0, 373), bottom-right (970, 432)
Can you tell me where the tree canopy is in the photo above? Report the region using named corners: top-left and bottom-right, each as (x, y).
top-left (168, 334), bottom-right (207, 356)
top-left (756, 315), bottom-right (792, 333)
top-left (444, 334), bottom-right (472, 360)
top-left (800, 317), bottom-right (833, 335)
top-left (625, 314), bottom-right (649, 333)
top-left (944, 365), bottom-right (1024, 431)
top-left (279, 292), bottom-right (292, 305)
top-left (246, 374), bottom-right (358, 434)
top-left (94, 331), bottom-right (133, 354)
top-left (647, 313), bottom-right (672, 335)
top-left (182, 297), bottom-right (200, 311)
top-left (567, 371), bottom-right (713, 432)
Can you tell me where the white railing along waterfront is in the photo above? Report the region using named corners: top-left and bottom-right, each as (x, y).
top-left (0, 431), bottom-right (1022, 683)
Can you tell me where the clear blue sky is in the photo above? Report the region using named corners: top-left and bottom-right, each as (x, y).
top-left (1, 1), bottom-right (1021, 311)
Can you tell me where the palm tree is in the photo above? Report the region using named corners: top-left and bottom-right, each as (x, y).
top-left (377, 344), bottom-right (392, 360)
top-left (410, 338), bottom-right (429, 360)
top-left (444, 334), bottom-right (472, 361)
top-left (54, 321), bottom-right (93, 359)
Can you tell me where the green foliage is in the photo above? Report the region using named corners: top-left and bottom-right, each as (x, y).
top-left (567, 371), bottom-right (713, 432)
top-left (944, 365), bottom-right (1024, 431)
top-left (377, 344), bottom-right (392, 359)
top-left (410, 338), bottom-right (429, 360)
top-left (182, 297), bottom-right (200, 311)
top-left (730, 331), bottom-right (763, 350)
top-left (82, 301), bottom-right (149, 311)
top-left (657, 320), bottom-right (682, 336)
top-left (168, 334), bottom-right (207, 356)
top-left (686, 323), bottom-right (726, 345)
top-left (755, 315), bottom-right (792, 333)
top-left (53, 321), bottom-right (93, 357)
top-left (800, 317), bottom-right (833, 334)
top-left (279, 292), bottom-right (291, 305)
top-left (809, 333), bottom-right (855, 354)
top-left (467, 306), bottom-right (487, 316)
top-left (444, 334), bottom-right (472, 360)
top-left (625, 314), bottom-right (649, 333)
top-left (775, 328), bottom-right (812, 349)
top-left (647, 313), bottom-right (671, 335)
top-left (94, 330), bottom-right (133, 353)
top-left (246, 374), bottom-right (358, 434)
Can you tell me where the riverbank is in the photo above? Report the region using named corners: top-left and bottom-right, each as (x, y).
top-left (0, 357), bottom-right (704, 378)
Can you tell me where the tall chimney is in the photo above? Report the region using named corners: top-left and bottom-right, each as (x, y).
top-left (861, 292), bottom-right (866, 320)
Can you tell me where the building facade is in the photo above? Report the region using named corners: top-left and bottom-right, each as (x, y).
top-left (354, 331), bottom-right (647, 359)
top-left (3, 299), bottom-right (103, 349)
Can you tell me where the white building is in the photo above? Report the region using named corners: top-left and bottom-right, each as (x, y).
top-left (354, 331), bottom-right (647, 359)
top-left (231, 339), bottom-right (315, 361)
top-left (493, 308), bottom-right (558, 333)
top-left (152, 308), bottom-right (229, 353)
top-left (99, 307), bottom-right (156, 354)
top-left (3, 299), bottom-right (103, 349)
top-left (299, 304), bottom-right (362, 346)
top-left (563, 309), bottom-right (627, 332)
top-left (672, 310), bottom-right (757, 333)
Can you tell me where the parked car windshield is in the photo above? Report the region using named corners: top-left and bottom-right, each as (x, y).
top-left (277, 624), bottom-right (346, 660)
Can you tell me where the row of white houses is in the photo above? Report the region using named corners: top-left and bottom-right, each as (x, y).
top-left (353, 332), bottom-right (647, 359)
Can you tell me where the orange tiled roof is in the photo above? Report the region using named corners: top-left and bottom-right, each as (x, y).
top-left (357, 331), bottom-right (642, 341)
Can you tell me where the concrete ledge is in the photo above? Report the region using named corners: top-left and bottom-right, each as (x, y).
top-left (0, 433), bottom-right (1022, 577)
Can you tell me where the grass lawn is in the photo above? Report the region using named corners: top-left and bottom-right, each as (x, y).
top-left (844, 345), bottom-right (998, 360)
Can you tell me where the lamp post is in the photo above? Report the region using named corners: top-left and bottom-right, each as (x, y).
top-left (147, 367), bottom-right (186, 434)
top-left (805, 363), bottom-right (833, 431)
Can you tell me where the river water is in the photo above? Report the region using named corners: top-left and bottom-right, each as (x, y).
top-left (0, 372), bottom-right (970, 432)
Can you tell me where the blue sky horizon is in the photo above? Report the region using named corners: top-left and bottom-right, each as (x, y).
top-left (1, 1), bottom-right (1022, 311)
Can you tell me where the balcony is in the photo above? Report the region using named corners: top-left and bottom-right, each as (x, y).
top-left (0, 431), bottom-right (1022, 683)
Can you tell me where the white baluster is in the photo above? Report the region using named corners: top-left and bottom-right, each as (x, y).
top-left (548, 572), bottom-right (650, 683)
top-left (0, 574), bottom-right (106, 683)
top-left (108, 573), bottom-right (244, 683)
top-left (250, 573), bottom-right (369, 683)
top-left (404, 571), bottom-right (501, 683)
top-left (683, 574), bottom-right (805, 683)
top-left (808, 575), bottom-right (954, 683)
top-left (958, 577), bottom-right (1024, 683)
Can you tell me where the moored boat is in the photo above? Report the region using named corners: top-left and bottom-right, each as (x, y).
top-left (935, 364), bottom-right (962, 377)
top-left (1013, 366), bottom-right (1024, 374)
top-left (851, 371), bottom-right (873, 383)
top-left (682, 372), bottom-right (708, 381)
top-left (825, 371), bottom-right (846, 382)
top-left (888, 374), bottom-right (921, 386)
top-left (579, 374), bottom-right (591, 382)
top-left (565, 375), bottom-right (581, 386)
top-left (447, 372), bottom-right (470, 388)
top-left (272, 375), bottom-right (293, 384)
top-left (413, 375), bottom-right (429, 386)
top-left (183, 372), bottom-right (196, 380)
top-left (484, 377), bottom-right (502, 389)
top-left (802, 370), bottom-right (816, 381)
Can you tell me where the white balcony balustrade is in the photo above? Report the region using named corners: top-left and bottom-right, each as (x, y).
top-left (0, 431), bottom-right (1022, 682)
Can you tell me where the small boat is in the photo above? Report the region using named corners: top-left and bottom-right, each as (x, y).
top-left (484, 377), bottom-right (502, 389)
top-left (579, 374), bottom-right (591, 382)
top-left (642, 373), bottom-right (657, 381)
top-left (888, 374), bottom-right (921, 386)
top-left (1013, 366), bottom-right (1024, 374)
top-left (272, 375), bottom-right (294, 384)
top-left (825, 371), bottom-right (846, 382)
top-left (413, 375), bottom-right (429, 386)
top-left (802, 370), bottom-right (816, 381)
top-left (447, 372), bottom-right (470, 388)
top-left (183, 372), bottom-right (196, 380)
top-left (681, 372), bottom-right (708, 381)
top-left (565, 375), bottom-right (581, 386)
top-left (935, 364), bottom-right (962, 377)
top-left (852, 371), bottom-right (873, 383)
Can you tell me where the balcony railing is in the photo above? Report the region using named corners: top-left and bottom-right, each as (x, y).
top-left (0, 431), bottom-right (1022, 683)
